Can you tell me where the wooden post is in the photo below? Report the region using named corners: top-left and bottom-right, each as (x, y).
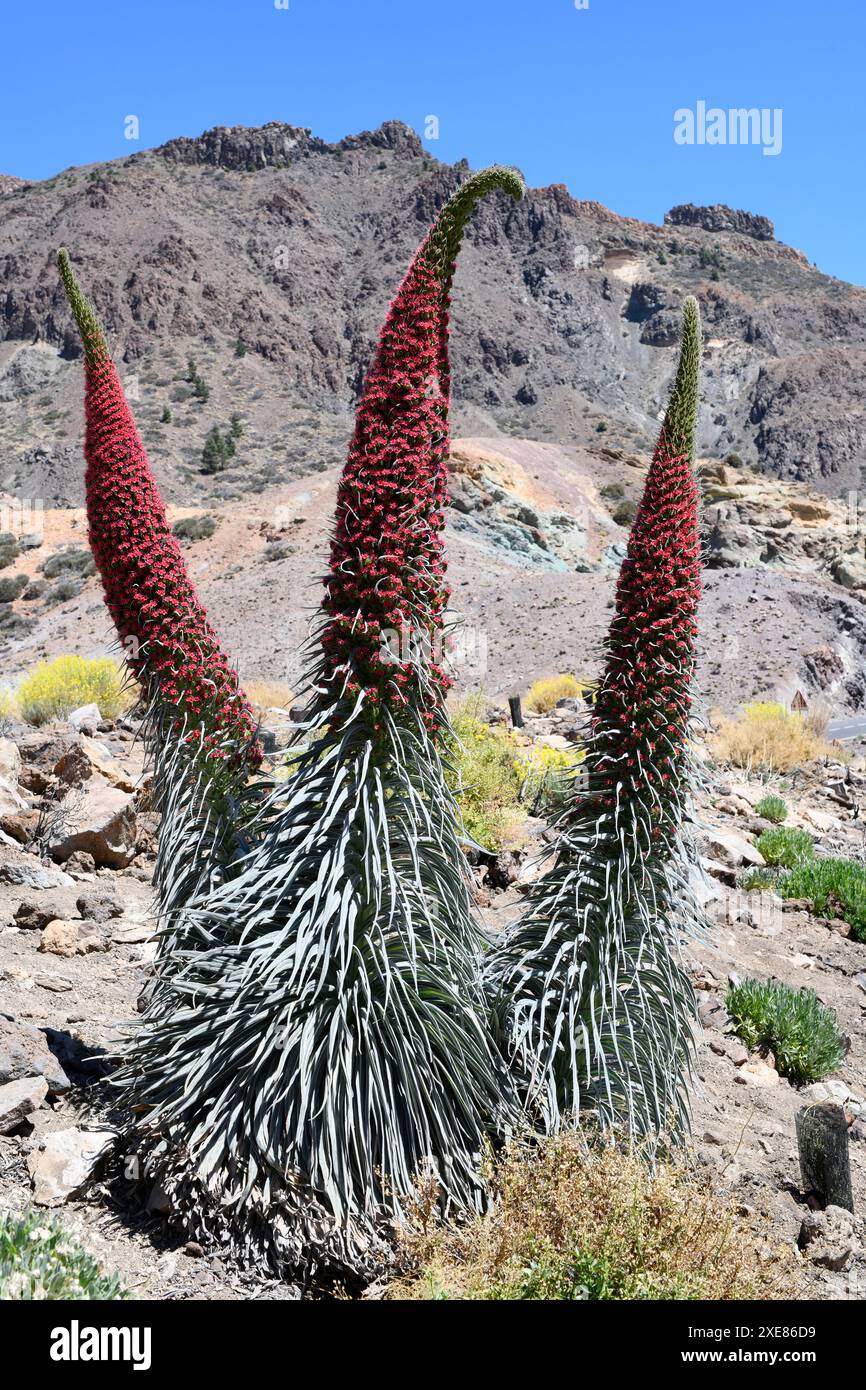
top-left (796, 1103), bottom-right (854, 1212)
top-left (508, 695), bottom-right (524, 729)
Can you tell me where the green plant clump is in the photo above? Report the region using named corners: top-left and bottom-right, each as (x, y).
top-left (779, 857), bottom-right (866, 941)
top-left (172, 514), bottom-right (218, 543)
top-left (756, 826), bottom-right (814, 869)
top-left (740, 867), bottom-right (777, 893)
top-left (16, 655), bottom-right (132, 725)
top-left (612, 499), bottom-right (638, 528)
top-left (41, 547), bottom-right (96, 580)
top-left (726, 978), bottom-right (845, 1084)
top-left (446, 704), bottom-right (524, 851)
top-left (755, 794), bottom-right (788, 824)
top-left (0, 1211), bottom-right (127, 1300)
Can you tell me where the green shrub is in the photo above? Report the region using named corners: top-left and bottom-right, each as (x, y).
top-left (16, 656), bottom-right (133, 725)
top-left (600, 482), bottom-right (625, 500)
top-left (517, 743), bottom-right (583, 816)
top-left (0, 574), bottom-right (28, 603)
top-left (0, 534), bottom-right (21, 570)
top-left (264, 541), bottom-right (295, 562)
top-left (388, 1135), bottom-right (796, 1301)
top-left (755, 794), bottom-right (787, 824)
top-left (756, 826), bottom-right (814, 869)
top-left (740, 867), bottom-right (777, 893)
top-left (779, 857), bottom-right (866, 941)
top-left (173, 514), bottom-right (218, 543)
top-left (44, 578), bottom-right (84, 606)
top-left (41, 547), bottom-right (96, 580)
top-left (187, 357), bottom-right (210, 402)
top-left (726, 978), bottom-right (845, 1084)
top-left (446, 701), bottom-right (524, 851)
top-left (0, 1210), bottom-right (127, 1300)
top-left (612, 499), bottom-right (638, 528)
top-left (202, 424), bottom-right (236, 473)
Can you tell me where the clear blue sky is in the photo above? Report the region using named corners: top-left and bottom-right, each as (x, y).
top-left (3, 0), bottom-right (863, 283)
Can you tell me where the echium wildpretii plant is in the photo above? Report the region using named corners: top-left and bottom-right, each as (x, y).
top-left (111, 169), bottom-right (525, 1280)
top-left (488, 296), bottom-right (704, 1139)
top-left (57, 251), bottom-right (263, 923)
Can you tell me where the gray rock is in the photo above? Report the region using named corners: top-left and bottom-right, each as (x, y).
top-left (697, 825), bottom-right (765, 869)
top-left (49, 783), bottom-right (137, 869)
top-left (0, 1075), bottom-right (49, 1133)
top-left (66, 704), bottom-right (102, 734)
top-left (0, 1017), bottom-right (71, 1095)
top-left (665, 203), bottom-right (774, 241)
top-left (76, 888), bottom-right (123, 923)
top-left (0, 847), bottom-right (75, 891)
top-left (28, 1126), bottom-right (116, 1205)
top-left (14, 892), bottom-right (80, 931)
top-left (798, 1206), bottom-right (855, 1271)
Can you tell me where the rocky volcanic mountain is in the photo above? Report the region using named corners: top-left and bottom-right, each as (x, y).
top-left (2, 118), bottom-right (866, 513)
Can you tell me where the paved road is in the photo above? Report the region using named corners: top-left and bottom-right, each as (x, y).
top-left (828, 718), bottom-right (866, 741)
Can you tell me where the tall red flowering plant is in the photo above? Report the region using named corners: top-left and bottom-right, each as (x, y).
top-left (112, 169), bottom-right (525, 1280)
top-left (58, 251), bottom-right (262, 915)
top-left (316, 166), bottom-right (522, 729)
top-left (488, 297), bottom-right (704, 1139)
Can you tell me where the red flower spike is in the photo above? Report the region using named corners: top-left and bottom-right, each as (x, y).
top-left (57, 250), bottom-right (262, 781)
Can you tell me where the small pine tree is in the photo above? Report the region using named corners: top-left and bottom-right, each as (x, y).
top-left (161, 405), bottom-right (172, 424)
top-left (234, 337), bottom-right (246, 358)
top-left (201, 425), bottom-right (228, 473)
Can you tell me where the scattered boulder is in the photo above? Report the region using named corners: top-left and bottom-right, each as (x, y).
top-left (798, 1206), bottom-right (855, 1271)
top-left (38, 920), bottom-right (81, 958)
top-left (697, 825), bottom-right (766, 870)
top-left (14, 891), bottom-right (79, 931)
top-left (0, 775), bottom-right (28, 818)
top-left (0, 1017), bottom-right (71, 1095)
top-left (54, 743), bottom-right (94, 787)
top-left (28, 1126), bottom-right (116, 1205)
top-left (0, 845), bottom-right (75, 891)
top-left (734, 1056), bottom-right (780, 1088)
top-left (39, 919), bottom-right (107, 956)
top-left (76, 888), bottom-right (123, 923)
top-left (0, 809), bottom-right (40, 843)
top-left (66, 704), bottom-right (102, 734)
top-left (79, 736), bottom-right (137, 792)
top-left (0, 1075), bottom-right (48, 1134)
top-left (49, 784), bottom-right (137, 869)
top-left (0, 737), bottom-right (22, 784)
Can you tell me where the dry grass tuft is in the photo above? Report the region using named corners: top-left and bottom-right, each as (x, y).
top-left (525, 673), bottom-right (586, 714)
top-left (387, 1135), bottom-right (801, 1301)
top-left (710, 701), bottom-right (839, 774)
top-left (244, 680), bottom-right (295, 716)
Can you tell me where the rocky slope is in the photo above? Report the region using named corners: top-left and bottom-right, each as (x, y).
top-left (2, 435), bottom-right (865, 717)
top-left (0, 704), bottom-right (864, 1298)
top-left (2, 119), bottom-right (866, 509)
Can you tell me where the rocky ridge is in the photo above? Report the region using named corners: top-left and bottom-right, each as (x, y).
top-left (2, 118), bottom-right (866, 508)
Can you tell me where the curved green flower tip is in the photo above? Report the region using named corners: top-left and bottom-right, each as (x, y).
top-left (57, 248), bottom-right (107, 365)
top-left (425, 165), bottom-right (525, 284)
top-left (661, 294), bottom-right (702, 462)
